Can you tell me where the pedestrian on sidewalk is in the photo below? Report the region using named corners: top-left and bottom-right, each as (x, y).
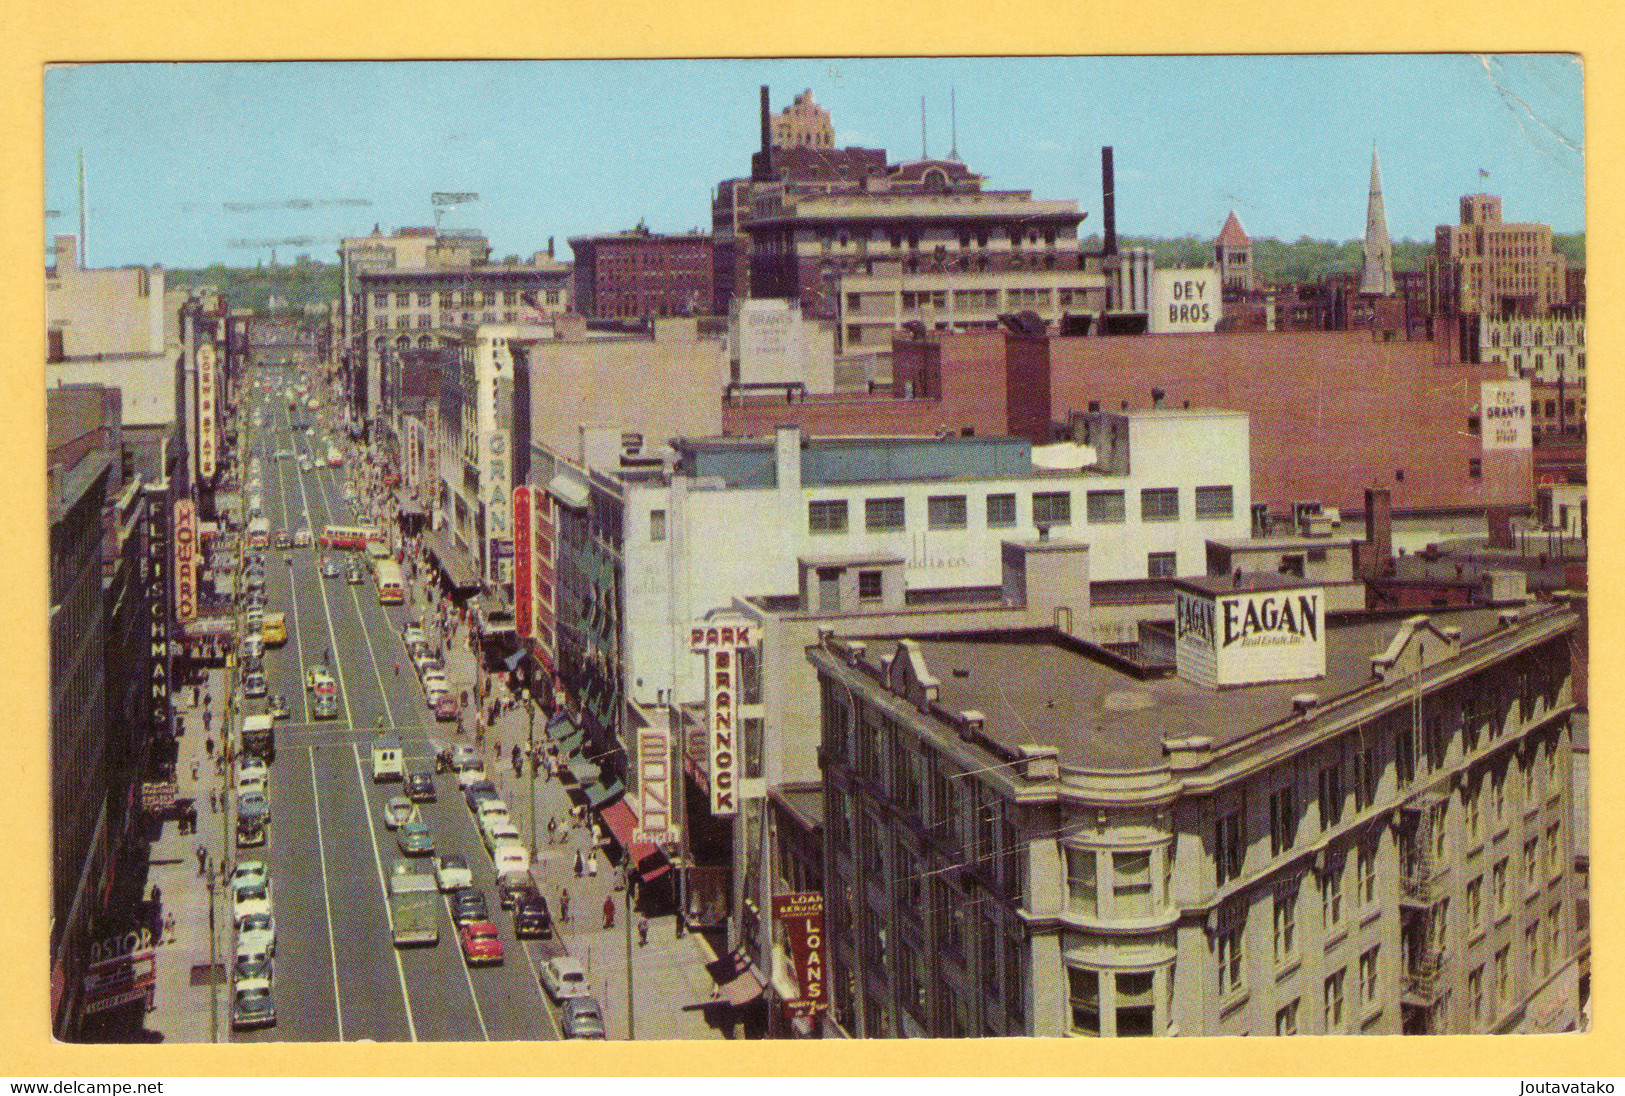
top-left (512, 747), bottom-right (523, 779)
top-left (547, 816), bottom-right (558, 843)
top-left (573, 850), bottom-right (584, 878)
top-left (196, 843), bottom-right (208, 876)
top-left (203, 710), bottom-right (212, 735)
top-left (559, 888), bottom-right (570, 923)
top-left (586, 850), bottom-right (598, 878)
top-left (191, 760), bottom-right (200, 783)
top-left (603, 895), bottom-right (616, 930)
top-left (493, 739), bottom-right (502, 764)
top-left (638, 917), bottom-right (649, 947)
top-left (163, 911), bottom-right (176, 944)
top-left (210, 789), bottom-right (218, 814)
top-left (394, 659), bottom-right (400, 676)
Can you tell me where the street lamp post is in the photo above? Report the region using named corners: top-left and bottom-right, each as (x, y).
top-left (206, 865), bottom-right (219, 1043)
top-left (524, 687), bottom-right (537, 858)
top-left (625, 883), bottom-right (636, 1041)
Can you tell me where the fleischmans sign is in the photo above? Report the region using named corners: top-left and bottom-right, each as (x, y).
top-left (1174, 584), bottom-right (1326, 688)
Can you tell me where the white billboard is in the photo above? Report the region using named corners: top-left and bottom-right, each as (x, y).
top-left (1149, 270), bottom-right (1220, 334)
top-left (1175, 584), bottom-right (1325, 688)
top-left (1482, 380), bottom-right (1532, 451)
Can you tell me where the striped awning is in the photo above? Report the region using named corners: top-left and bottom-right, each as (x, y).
top-left (584, 776), bottom-right (625, 809)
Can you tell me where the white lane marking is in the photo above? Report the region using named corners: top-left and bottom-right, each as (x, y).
top-left (306, 746), bottom-right (346, 1041)
top-left (343, 580), bottom-right (398, 734)
top-left (351, 740), bottom-right (420, 1042)
top-left (439, 893), bottom-right (492, 1041)
top-left (272, 405), bottom-right (313, 723)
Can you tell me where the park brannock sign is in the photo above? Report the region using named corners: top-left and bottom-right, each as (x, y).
top-left (1173, 580), bottom-right (1326, 689)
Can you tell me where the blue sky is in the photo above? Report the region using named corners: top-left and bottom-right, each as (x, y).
top-left (43, 55), bottom-right (1584, 270)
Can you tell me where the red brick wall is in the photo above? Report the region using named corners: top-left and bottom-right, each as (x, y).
top-left (1003, 334), bottom-right (1051, 444)
top-left (1046, 331), bottom-right (1531, 512)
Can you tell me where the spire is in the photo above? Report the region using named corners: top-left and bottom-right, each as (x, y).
top-left (1361, 145), bottom-right (1395, 296)
top-left (920, 96), bottom-right (928, 159)
top-left (948, 88), bottom-right (960, 162)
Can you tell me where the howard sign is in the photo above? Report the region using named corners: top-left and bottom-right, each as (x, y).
top-left (1173, 583), bottom-right (1326, 688)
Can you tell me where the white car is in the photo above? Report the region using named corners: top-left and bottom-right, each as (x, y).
top-left (381, 796), bottom-right (416, 830)
top-left (236, 770), bottom-right (267, 798)
top-left (238, 758), bottom-right (269, 783)
top-left (482, 822), bottom-right (522, 853)
top-left (230, 860), bottom-right (269, 896)
top-left (433, 854), bottom-right (474, 892)
top-left (455, 761), bottom-right (487, 790)
top-left (231, 978), bottom-right (276, 1030)
top-left (236, 912), bottom-right (276, 958)
top-left (492, 845), bottom-right (530, 877)
top-left (476, 800), bottom-right (510, 830)
top-left (402, 623), bottom-right (427, 647)
top-left (540, 957), bottom-right (591, 1002)
top-left (233, 883), bottom-right (272, 924)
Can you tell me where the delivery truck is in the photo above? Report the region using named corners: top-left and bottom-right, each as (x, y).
top-left (239, 714), bottom-right (275, 764)
top-left (388, 860), bottom-right (439, 946)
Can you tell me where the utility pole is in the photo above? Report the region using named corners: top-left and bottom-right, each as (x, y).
top-left (207, 868), bottom-right (219, 1042)
top-left (525, 686), bottom-right (537, 858)
top-left (625, 884), bottom-right (635, 1041)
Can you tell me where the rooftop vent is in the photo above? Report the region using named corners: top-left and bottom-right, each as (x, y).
top-left (1291, 693), bottom-right (1320, 714)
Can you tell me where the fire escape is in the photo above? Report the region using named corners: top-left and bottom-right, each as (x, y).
top-left (1400, 792), bottom-right (1450, 1032)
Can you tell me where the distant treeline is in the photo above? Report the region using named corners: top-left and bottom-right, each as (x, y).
top-left (166, 256), bottom-right (342, 312)
top-left (1087, 234), bottom-right (1585, 283)
top-left (166, 232), bottom-right (1585, 311)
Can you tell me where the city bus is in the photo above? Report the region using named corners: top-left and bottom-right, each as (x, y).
top-left (318, 524), bottom-right (381, 550)
top-left (374, 558), bottom-right (405, 605)
top-left (246, 517), bottom-right (271, 550)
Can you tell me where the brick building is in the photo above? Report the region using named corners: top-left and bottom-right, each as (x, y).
top-left (567, 225), bottom-right (715, 321)
top-left (1426, 195), bottom-right (1571, 318)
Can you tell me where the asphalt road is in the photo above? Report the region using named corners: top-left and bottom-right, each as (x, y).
top-left (230, 367), bottom-right (564, 1043)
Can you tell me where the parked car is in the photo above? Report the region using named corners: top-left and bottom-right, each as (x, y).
top-left (450, 888), bottom-right (490, 926)
top-left (402, 622), bottom-right (427, 647)
top-left (230, 860), bottom-right (269, 895)
top-left (464, 780), bottom-right (499, 810)
top-left (231, 979), bottom-right (276, 1030)
top-left (243, 670), bottom-right (268, 698)
top-left (433, 854), bottom-right (473, 892)
top-left (458, 920), bottom-right (504, 966)
top-left (496, 869), bottom-right (533, 910)
top-left (560, 996), bottom-right (605, 1039)
top-left (266, 693), bottom-right (290, 720)
top-left (236, 911), bottom-right (276, 956)
top-left (233, 941), bottom-right (273, 984)
top-left (233, 883), bottom-right (272, 925)
top-left (482, 822), bottom-right (522, 854)
top-left (512, 889), bottom-right (553, 939)
top-left (540, 957), bottom-right (591, 1002)
top-left (434, 693), bottom-right (459, 721)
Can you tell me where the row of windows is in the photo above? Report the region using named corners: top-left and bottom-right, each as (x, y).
top-left (805, 486), bottom-right (1234, 535)
top-left (817, 227), bottom-right (1064, 250)
top-left (372, 289), bottom-right (562, 308)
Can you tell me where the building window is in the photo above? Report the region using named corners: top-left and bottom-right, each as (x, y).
top-left (649, 509), bottom-right (666, 542)
top-left (1318, 764), bottom-right (1343, 831)
top-left (742, 717), bottom-right (763, 780)
top-left (1218, 925), bottom-right (1244, 995)
top-left (1273, 891), bottom-right (1298, 964)
top-left (809, 499), bottom-right (848, 534)
top-left (1116, 971), bottom-right (1155, 1037)
top-left (986, 493), bottom-right (1017, 527)
top-left (1360, 946), bottom-right (1379, 1007)
top-left (1524, 837), bottom-right (1539, 893)
top-left (1546, 905), bottom-right (1561, 977)
top-left (1321, 864), bottom-right (1344, 931)
top-left (1525, 922), bottom-right (1540, 979)
top-left (1467, 876), bottom-right (1484, 933)
top-left (1469, 965), bottom-right (1485, 1027)
top-left (1215, 812), bottom-right (1243, 886)
top-left (1493, 858), bottom-right (1509, 917)
top-left (1141, 488), bottom-right (1179, 523)
top-left (1270, 786), bottom-right (1297, 857)
top-left (1468, 415), bottom-right (1481, 435)
top-left (858, 569), bottom-right (883, 602)
top-left (1113, 851), bottom-right (1153, 918)
top-left (927, 494), bottom-right (967, 530)
top-left (1353, 745), bottom-right (1378, 811)
top-left (1275, 999), bottom-right (1299, 1036)
top-left (1469, 458), bottom-right (1483, 479)
top-left (1086, 490), bottom-right (1125, 524)
top-left (1546, 822), bottom-right (1561, 879)
top-left (374, 292), bottom-right (389, 307)
top-left (1358, 844), bottom-right (1377, 907)
top-left (1066, 847), bottom-right (1097, 915)
top-left (1147, 552), bottom-right (1178, 579)
top-left (1194, 486), bottom-right (1234, 520)
top-left (1032, 491), bottom-right (1071, 527)
top-left (865, 497), bottom-right (905, 532)
top-left (1324, 968), bottom-right (1346, 1033)
top-left (1068, 968), bottom-right (1100, 1036)
top-left (1495, 946), bottom-right (1511, 1008)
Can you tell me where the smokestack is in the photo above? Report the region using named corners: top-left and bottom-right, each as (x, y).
top-left (755, 86), bottom-right (773, 181)
top-left (1365, 487), bottom-right (1393, 573)
top-left (1102, 147), bottom-right (1117, 257)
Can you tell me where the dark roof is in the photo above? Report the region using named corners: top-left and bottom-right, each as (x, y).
top-left (864, 606), bottom-right (1550, 773)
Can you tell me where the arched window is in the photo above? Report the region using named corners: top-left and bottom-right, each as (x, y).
top-left (418, 335), bottom-right (434, 349)
top-left (923, 168), bottom-right (949, 192)
top-left (396, 335), bottom-right (411, 349)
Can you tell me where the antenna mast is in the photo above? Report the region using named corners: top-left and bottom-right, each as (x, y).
top-left (920, 96), bottom-right (927, 159)
top-left (949, 88), bottom-right (959, 161)
top-left (78, 149), bottom-right (87, 267)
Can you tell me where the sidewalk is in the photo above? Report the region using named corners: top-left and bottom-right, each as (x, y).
top-left (407, 566), bottom-right (728, 1040)
top-left (142, 665), bottom-right (238, 1043)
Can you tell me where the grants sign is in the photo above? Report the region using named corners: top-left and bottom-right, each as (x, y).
top-left (1174, 581), bottom-right (1325, 688)
top-left (1481, 380), bottom-right (1532, 452)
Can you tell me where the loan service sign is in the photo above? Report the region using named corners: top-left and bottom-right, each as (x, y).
top-left (773, 893), bottom-right (827, 1019)
top-left (1174, 582), bottom-right (1325, 688)
top-left (691, 619), bottom-right (754, 816)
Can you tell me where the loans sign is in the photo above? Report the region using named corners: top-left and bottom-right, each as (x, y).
top-left (772, 893), bottom-right (827, 1019)
top-left (1174, 583), bottom-right (1325, 688)
top-left (692, 620), bottom-right (754, 816)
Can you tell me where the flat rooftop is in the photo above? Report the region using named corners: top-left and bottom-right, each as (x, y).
top-left (856, 606), bottom-right (1551, 773)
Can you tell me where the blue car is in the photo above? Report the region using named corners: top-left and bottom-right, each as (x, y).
top-left (396, 820), bottom-right (434, 856)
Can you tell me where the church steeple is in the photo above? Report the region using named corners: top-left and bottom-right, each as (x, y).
top-left (1361, 145), bottom-right (1395, 296)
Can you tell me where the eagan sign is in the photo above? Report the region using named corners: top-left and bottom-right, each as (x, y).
top-left (1173, 581), bottom-right (1326, 688)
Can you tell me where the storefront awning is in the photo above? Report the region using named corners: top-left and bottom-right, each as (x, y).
top-left (557, 726), bottom-right (587, 758)
top-left (598, 799), bottom-right (668, 878)
top-left (584, 776), bottom-right (625, 810)
top-left (547, 473), bottom-right (589, 510)
top-left (422, 527), bottom-right (480, 590)
top-left (711, 950), bottom-right (765, 1008)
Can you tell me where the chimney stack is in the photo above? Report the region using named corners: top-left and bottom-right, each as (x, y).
top-left (755, 86), bottom-right (773, 181)
top-left (1365, 487), bottom-right (1393, 574)
top-left (1102, 147), bottom-right (1117, 257)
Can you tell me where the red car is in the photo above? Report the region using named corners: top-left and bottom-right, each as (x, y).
top-left (434, 693), bottom-right (460, 722)
top-left (459, 920), bottom-right (504, 965)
